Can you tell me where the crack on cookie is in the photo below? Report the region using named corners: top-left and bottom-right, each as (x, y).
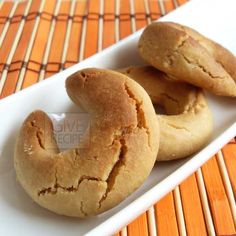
top-left (176, 36), bottom-right (189, 50)
top-left (98, 138), bottom-right (127, 208)
top-left (164, 121), bottom-right (191, 134)
top-left (110, 127), bottom-right (133, 146)
top-left (36, 131), bottom-right (45, 149)
top-left (80, 201), bottom-right (87, 217)
top-left (165, 36), bottom-right (189, 66)
top-left (123, 83), bottom-right (151, 147)
top-left (30, 121), bottom-right (45, 149)
top-left (175, 27), bottom-right (235, 82)
top-left (38, 175), bottom-right (102, 196)
top-left (160, 89), bottom-right (204, 117)
top-left (80, 71), bottom-right (89, 88)
top-left (73, 148), bottom-right (79, 161)
top-left (80, 70), bottom-right (104, 88)
top-left (159, 92), bottom-right (180, 113)
top-left (165, 37), bottom-right (225, 80)
top-left (180, 52), bottom-right (224, 79)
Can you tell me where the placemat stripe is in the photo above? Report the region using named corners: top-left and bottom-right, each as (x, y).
top-left (201, 156), bottom-right (235, 235)
top-left (84, 0), bottom-right (100, 58)
top-left (115, 0), bottom-right (120, 43)
top-left (196, 169), bottom-right (216, 235)
top-left (163, 0), bottom-right (176, 13)
top-left (155, 192), bottom-right (179, 236)
top-left (0, 1), bottom-right (17, 47)
top-left (21, 0), bottom-right (57, 88)
top-left (119, 0), bottom-right (132, 39)
top-left (129, 0), bottom-right (136, 32)
top-left (60, 0), bottom-right (77, 70)
top-left (0, 0), bottom-right (32, 96)
top-left (98, 0), bottom-right (104, 52)
top-left (43, 0), bottom-right (72, 78)
top-left (0, 1), bottom-right (26, 76)
top-left (78, 1), bottom-right (88, 62)
top-left (147, 206), bottom-right (157, 236)
top-left (144, 0), bottom-right (151, 24)
top-left (222, 144), bottom-right (236, 198)
top-left (103, 0), bottom-right (116, 48)
top-left (14, 0), bottom-right (45, 92)
top-left (39, 0), bottom-right (61, 81)
top-left (121, 226), bottom-right (128, 236)
top-left (216, 151), bottom-right (236, 226)
top-left (128, 213), bottom-right (149, 236)
top-left (133, 0), bottom-right (148, 30)
top-left (148, 1), bottom-right (162, 21)
top-left (172, 0), bottom-right (179, 8)
top-left (0, 0), bottom-right (42, 98)
top-left (0, 1), bottom-right (13, 37)
top-left (180, 174), bottom-right (207, 235)
top-left (174, 186), bottom-right (187, 236)
top-left (64, 0), bottom-right (86, 68)
top-left (157, 0), bottom-right (166, 16)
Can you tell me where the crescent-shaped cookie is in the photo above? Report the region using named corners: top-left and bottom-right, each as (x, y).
top-left (14, 68), bottom-right (159, 217)
top-left (120, 66), bottom-right (213, 161)
top-left (138, 22), bottom-right (236, 97)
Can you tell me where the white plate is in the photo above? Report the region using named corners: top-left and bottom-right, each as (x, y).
top-left (0, 0), bottom-right (236, 235)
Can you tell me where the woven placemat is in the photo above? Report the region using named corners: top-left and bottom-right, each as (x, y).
top-left (0, 1), bottom-right (235, 235)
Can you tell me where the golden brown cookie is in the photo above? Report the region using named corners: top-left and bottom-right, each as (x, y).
top-left (138, 22), bottom-right (236, 97)
top-left (14, 68), bottom-right (159, 217)
top-left (120, 66), bottom-right (213, 161)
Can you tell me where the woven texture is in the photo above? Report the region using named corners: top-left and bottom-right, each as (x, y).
top-left (0, 1), bottom-right (236, 235)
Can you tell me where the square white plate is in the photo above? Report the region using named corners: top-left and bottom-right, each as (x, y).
top-left (0, 0), bottom-right (236, 235)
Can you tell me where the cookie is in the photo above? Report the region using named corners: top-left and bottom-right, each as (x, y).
top-left (120, 66), bottom-right (213, 161)
top-left (138, 22), bottom-right (236, 97)
top-left (14, 68), bottom-right (159, 217)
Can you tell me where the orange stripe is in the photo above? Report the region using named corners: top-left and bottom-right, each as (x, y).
top-left (64, 0), bottom-right (87, 68)
top-left (127, 213), bottom-right (149, 236)
top-left (103, 0), bottom-right (115, 48)
top-left (45, 1), bottom-right (71, 78)
top-left (21, 0), bottom-right (57, 89)
top-left (148, 0), bottom-right (161, 21)
top-left (201, 156), bottom-right (236, 235)
top-left (155, 192), bottom-right (179, 236)
top-left (0, 2), bottom-right (13, 35)
top-left (0, 0), bottom-right (42, 99)
top-left (133, 0), bottom-right (147, 30)
top-left (119, 0), bottom-right (132, 39)
top-left (84, 0), bottom-right (100, 59)
top-left (163, 0), bottom-right (175, 13)
top-left (180, 174), bottom-right (207, 235)
top-left (177, 0), bottom-right (188, 5)
top-left (0, 1), bottom-right (26, 73)
top-left (222, 144), bottom-right (236, 197)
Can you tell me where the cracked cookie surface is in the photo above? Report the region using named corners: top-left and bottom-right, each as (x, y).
top-left (120, 66), bottom-right (213, 160)
top-left (14, 68), bottom-right (159, 217)
top-left (138, 22), bottom-right (236, 97)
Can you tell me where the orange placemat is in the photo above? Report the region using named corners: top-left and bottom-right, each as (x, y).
top-left (0, 1), bottom-right (235, 235)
